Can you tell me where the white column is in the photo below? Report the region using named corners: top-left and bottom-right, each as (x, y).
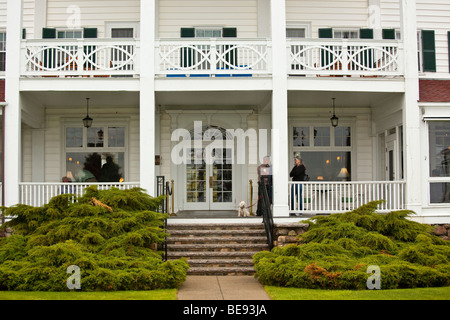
top-left (270, 0), bottom-right (289, 216)
top-left (139, 0), bottom-right (156, 196)
top-left (4, 0), bottom-right (23, 206)
top-left (400, 0), bottom-right (422, 215)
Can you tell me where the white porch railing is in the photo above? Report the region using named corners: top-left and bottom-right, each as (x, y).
top-left (289, 181), bottom-right (406, 214)
top-left (156, 39), bottom-right (271, 77)
top-left (22, 39), bottom-right (139, 77)
top-left (19, 182), bottom-right (140, 207)
top-left (288, 39), bottom-right (403, 77)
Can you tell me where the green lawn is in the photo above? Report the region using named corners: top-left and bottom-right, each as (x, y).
top-left (265, 286), bottom-right (450, 300)
top-left (0, 289), bottom-right (177, 300)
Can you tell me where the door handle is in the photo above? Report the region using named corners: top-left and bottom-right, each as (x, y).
top-left (209, 176), bottom-right (213, 188)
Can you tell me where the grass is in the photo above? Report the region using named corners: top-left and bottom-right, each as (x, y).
top-left (265, 286), bottom-right (450, 300)
top-left (0, 289), bottom-right (177, 300)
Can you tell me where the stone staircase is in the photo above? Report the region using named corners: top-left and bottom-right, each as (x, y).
top-left (166, 222), bottom-right (269, 275)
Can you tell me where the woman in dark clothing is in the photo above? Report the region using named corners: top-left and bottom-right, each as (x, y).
top-left (290, 156), bottom-right (306, 215)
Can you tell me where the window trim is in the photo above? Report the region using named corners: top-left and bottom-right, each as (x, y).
top-left (62, 120), bottom-right (129, 181)
top-left (290, 121), bottom-right (354, 181)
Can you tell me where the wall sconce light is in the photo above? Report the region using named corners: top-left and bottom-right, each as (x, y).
top-left (330, 98), bottom-right (339, 127)
top-left (83, 98), bottom-right (93, 128)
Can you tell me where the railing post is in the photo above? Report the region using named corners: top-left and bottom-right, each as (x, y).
top-left (341, 39), bottom-right (349, 73)
top-left (77, 39), bottom-right (84, 76)
top-left (210, 38), bottom-right (217, 75)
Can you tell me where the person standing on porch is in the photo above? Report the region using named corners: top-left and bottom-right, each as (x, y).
top-left (290, 156), bottom-right (306, 216)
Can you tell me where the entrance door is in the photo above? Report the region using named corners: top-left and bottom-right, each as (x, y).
top-left (386, 136), bottom-right (397, 181)
top-left (185, 148), bottom-right (234, 210)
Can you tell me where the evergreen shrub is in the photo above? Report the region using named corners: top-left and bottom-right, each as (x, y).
top-left (0, 187), bottom-right (188, 291)
top-left (253, 201), bottom-right (450, 290)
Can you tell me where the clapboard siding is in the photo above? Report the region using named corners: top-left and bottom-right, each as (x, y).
top-left (0, 0), bottom-right (6, 29)
top-left (286, 0), bottom-right (370, 37)
top-left (23, 0), bottom-right (36, 39)
top-left (158, 0), bottom-right (258, 38)
top-left (416, 1), bottom-right (450, 75)
top-left (46, 0), bottom-right (140, 38)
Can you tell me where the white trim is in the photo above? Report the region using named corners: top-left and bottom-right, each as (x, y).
top-left (105, 21), bottom-right (140, 38)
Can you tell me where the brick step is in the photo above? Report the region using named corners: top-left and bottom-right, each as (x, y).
top-left (167, 243), bottom-right (268, 252)
top-left (187, 266), bottom-right (255, 276)
top-left (167, 251), bottom-right (259, 259)
top-left (167, 223), bottom-right (265, 231)
top-left (168, 229), bottom-right (266, 236)
top-left (167, 236), bottom-right (267, 244)
top-left (185, 258), bottom-right (254, 267)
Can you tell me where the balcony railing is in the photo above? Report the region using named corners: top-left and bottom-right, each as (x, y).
top-left (288, 39), bottom-right (403, 77)
top-left (289, 181), bottom-right (406, 214)
top-left (19, 182), bottom-right (140, 207)
top-left (156, 39), bottom-right (271, 77)
top-left (22, 39), bottom-right (139, 78)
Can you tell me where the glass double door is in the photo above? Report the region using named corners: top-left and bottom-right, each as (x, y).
top-left (185, 148), bottom-right (234, 210)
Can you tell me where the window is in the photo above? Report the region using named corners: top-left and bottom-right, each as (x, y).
top-left (292, 125), bottom-right (352, 181)
top-left (0, 32), bottom-right (6, 72)
top-left (195, 28), bottom-right (222, 38)
top-left (57, 30), bottom-right (82, 39)
top-left (287, 28), bottom-right (306, 39)
top-left (65, 125), bottom-right (126, 182)
top-left (111, 28), bottom-right (134, 38)
top-left (334, 29), bottom-right (359, 39)
top-left (428, 121), bottom-right (450, 204)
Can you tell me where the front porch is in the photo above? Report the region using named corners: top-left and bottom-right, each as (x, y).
top-left (17, 180), bottom-right (406, 216)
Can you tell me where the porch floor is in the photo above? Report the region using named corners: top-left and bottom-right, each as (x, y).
top-left (170, 210), bottom-right (254, 219)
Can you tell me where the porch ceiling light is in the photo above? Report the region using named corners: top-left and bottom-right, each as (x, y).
top-left (330, 98), bottom-right (339, 127)
top-left (83, 98), bottom-right (93, 128)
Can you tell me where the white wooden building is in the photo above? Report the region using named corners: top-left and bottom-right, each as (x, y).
top-left (1, 0), bottom-right (449, 223)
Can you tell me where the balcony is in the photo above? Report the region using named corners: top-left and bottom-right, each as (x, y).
top-left (288, 39), bottom-right (403, 77)
top-left (20, 38), bottom-right (403, 79)
top-left (21, 39), bottom-right (139, 78)
top-left (155, 38), bottom-right (271, 78)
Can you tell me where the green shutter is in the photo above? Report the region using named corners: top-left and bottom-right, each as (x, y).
top-left (360, 29), bottom-right (374, 69)
top-left (318, 28), bottom-right (333, 68)
top-left (318, 28), bottom-right (333, 38)
top-left (180, 28), bottom-right (195, 38)
top-left (180, 28), bottom-right (195, 68)
top-left (448, 31), bottom-right (450, 73)
top-left (359, 29), bottom-right (374, 39)
top-left (422, 30), bottom-right (436, 72)
top-left (42, 28), bottom-right (56, 39)
top-left (222, 27), bottom-right (237, 38)
top-left (223, 28), bottom-right (237, 69)
top-left (83, 28), bottom-right (98, 39)
top-left (382, 29), bottom-right (396, 40)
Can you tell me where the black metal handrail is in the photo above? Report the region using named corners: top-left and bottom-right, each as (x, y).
top-left (259, 177), bottom-right (274, 250)
top-left (157, 176), bottom-right (168, 261)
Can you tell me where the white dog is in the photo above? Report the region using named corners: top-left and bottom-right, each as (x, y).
top-left (238, 201), bottom-right (250, 217)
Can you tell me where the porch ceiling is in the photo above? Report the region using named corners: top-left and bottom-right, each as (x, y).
top-left (156, 90), bottom-right (272, 109)
top-left (21, 91), bottom-right (140, 109)
top-left (288, 91), bottom-right (401, 109)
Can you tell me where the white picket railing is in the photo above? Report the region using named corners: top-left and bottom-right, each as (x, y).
top-left (289, 181), bottom-right (406, 214)
top-left (19, 182), bottom-right (140, 207)
top-left (22, 39), bottom-right (139, 77)
top-left (289, 39), bottom-right (403, 77)
top-left (156, 38), bottom-right (271, 77)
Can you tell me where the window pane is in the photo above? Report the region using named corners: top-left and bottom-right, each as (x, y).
top-left (111, 28), bottom-right (134, 38)
top-left (108, 127), bottom-right (125, 147)
top-left (430, 183), bottom-right (450, 203)
top-left (286, 28), bottom-right (306, 38)
top-left (87, 127), bottom-right (104, 148)
top-left (66, 127), bottom-right (83, 148)
top-left (293, 127), bottom-right (310, 146)
top-left (429, 121), bottom-right (450, 177)
top-left (295, 151), bottom-right (351, 181)
top-left (313, 127), bottom-right (330, 146)
top-left (66, 152), bottom-right (124, 182)
top-left (335, 127), bottom-right (351, 146)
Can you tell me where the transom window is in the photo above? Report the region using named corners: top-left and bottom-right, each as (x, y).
top-left (65, 125), bottom-right (126, 183)
top-left (292, 125), bottom-right (352, 181)
top-left (57, 29), bottom-right (82, 39)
